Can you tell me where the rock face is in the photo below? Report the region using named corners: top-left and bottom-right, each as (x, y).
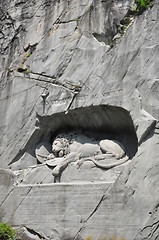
top-left (0, 0), bottom-right (159, 239)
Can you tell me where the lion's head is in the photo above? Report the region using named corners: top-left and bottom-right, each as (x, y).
top-left (52, 137), bottom-right (70, 157)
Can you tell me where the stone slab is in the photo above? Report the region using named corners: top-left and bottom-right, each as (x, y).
top-left (0, 182), bottom-right (112, 238)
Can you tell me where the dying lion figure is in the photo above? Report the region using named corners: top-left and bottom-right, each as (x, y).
top-left (46, 137), bottom-right (129, 179)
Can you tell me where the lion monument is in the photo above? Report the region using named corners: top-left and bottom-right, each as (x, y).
top-left (36, 135), bottom-right (129, 180)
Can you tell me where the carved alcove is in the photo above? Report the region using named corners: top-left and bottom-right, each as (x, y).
top-left (9, 105), bottom-right (138, 184)
top-left (32, 105), bottom-right (138, 183)
top-left (38, 105), bottom-right (138, 158)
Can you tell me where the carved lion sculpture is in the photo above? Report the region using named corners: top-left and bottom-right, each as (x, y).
top-left (45, 137), bottom-right (129, 179)
top-left (52, 138), bottom-right (70, 157)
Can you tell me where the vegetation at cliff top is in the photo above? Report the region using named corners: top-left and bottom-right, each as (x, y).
top-left (135, 0), bottom-right (152, 14)
top-left (0, 223), bottom-right (16, 240)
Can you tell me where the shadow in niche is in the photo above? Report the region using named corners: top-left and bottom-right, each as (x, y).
top-left (8, 128), bottom-right (43, 166)
top-left (37, 105), bottom-right (138, 159)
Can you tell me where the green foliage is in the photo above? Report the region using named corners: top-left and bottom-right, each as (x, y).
top-left (0, 223), bottom-right (16, 240)
top-left (27, 53), bottom-right (32, 58)
top-left (135, 0), bottom-right (151, 14)
top-left (120, 25), bottom-right (128, 34)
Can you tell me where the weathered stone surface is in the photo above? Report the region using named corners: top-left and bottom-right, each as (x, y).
top-left (0, 182), bottom-right (113, 239)
top-left (0, 169), bottom-right (16, 206)
top-left (35, 141), bottom-right (52, 163)
top-left (15, 164), bottom-right (55, 185)
top-left (0, 0), bottom-right (159, 239)
top-left (16, 226), bottom-right (43, 240)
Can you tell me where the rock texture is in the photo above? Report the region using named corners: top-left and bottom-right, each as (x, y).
top-left (0, 0), bottom-right (159, 239)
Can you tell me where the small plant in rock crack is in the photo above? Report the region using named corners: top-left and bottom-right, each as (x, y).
top-left (0, 222), bottom-right (16, 240)
top-left (134, 0), bottom-right (153, 14)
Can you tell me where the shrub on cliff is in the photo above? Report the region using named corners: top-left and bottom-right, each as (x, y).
top-left (0, 223), bottom-right (16, 240)
top-left (135, 0), bottom-right (151, 14)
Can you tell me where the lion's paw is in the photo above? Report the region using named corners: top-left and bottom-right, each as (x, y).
top-left (52, 166), bottom-right (60, 176)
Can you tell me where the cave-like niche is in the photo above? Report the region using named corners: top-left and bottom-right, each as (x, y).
top-left (34, 105), bottom-right (137, 183)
